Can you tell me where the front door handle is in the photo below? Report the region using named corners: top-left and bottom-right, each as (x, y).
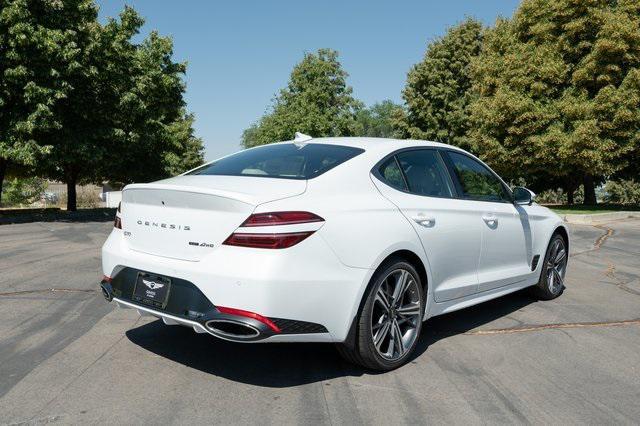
top-left (482, 214), bottom-right (498, 226)
top-left (412, 216), bottom-right (436, 227)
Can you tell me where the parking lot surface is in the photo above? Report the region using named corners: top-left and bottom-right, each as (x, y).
top-left (1, 218), bottom-right (639, 424)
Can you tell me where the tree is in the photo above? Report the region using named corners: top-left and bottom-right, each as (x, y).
top-left (469, 0), bottom-right (640, 205)
top-left (354, 100), bottom-right (404, 138)
top-left (162, 110), bottom-right (205, 176)
top-left (0, 0), bottom-right (78, 205)
top-left (15, 3), bottom-right (203, 210)
top-left (242, 49), bottom-right (361, 148)
top-left (398, 18), bottom-right (484, 149)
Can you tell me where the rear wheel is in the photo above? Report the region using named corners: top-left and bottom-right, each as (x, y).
top-left (337, 259), bottom-right (424, 371)
top-left (530, 234), bottom-right (567, 300)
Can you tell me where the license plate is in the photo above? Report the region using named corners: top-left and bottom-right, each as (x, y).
top-left (132, 272), bottom-right (171, 309)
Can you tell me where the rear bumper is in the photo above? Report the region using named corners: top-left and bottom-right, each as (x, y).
top-left (101, 229), bottom-right (371, 342)
top-left (101, 269), bottom-right (328, 342)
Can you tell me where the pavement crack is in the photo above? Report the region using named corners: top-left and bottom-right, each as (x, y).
top-left (463, 319), bottom-right (640, 335)
top-left (571, 224), bottom-right (614, 257)
top-left (0, 288), bottom-right (96, 297)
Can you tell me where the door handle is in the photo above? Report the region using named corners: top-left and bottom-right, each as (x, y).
top-left (412, 216), bottom-right (436, 227)
top-left (482, 214), bottom-right (498, 226)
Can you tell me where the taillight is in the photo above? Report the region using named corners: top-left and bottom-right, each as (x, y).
top-left (223, 232), bottom-right (314, 249)
top-left (223, 211), bottom-right (324, 249)
top-left (240, 211), bottom-right (323, 227)
top-left (114, 202), bottom-right (122, 229)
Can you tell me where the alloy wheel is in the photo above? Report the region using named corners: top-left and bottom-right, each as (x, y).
top-left (371, 268), bottom-right (422, 360)
top-left (546, 238), bottom-right (567, 295)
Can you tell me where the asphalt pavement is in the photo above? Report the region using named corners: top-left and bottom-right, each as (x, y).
top-left (0, 218), bottom-right (639, 424)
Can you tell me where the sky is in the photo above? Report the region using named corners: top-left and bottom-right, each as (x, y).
top-left (95, 0), bottom-right (521, 161)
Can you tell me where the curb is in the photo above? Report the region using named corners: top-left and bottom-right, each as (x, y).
top-left (562, 211), bottom-right (640, 224)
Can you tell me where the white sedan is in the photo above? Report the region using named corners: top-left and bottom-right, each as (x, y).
top-left (101, 135), bottom-right (569, 370)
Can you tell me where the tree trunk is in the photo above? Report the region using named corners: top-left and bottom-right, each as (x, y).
top-left (66, 176), bottom-right (77, 211)
top-left (583, 175), bottom-right (597, 205)
top-left (564, 179), bottom-right (576, 206)
top-left (0, 159), bottom-right (6, 206)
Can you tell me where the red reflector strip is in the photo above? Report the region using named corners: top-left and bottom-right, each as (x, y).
top-left (222, 231), bottom-right (314, 249)
top-left (216, 306), bottom-right (281, 333)
top-left (241, 211), bottom-right (324, 227)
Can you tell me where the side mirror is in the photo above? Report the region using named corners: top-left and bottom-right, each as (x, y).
top-left (513, 187), bottom-right (535, 206)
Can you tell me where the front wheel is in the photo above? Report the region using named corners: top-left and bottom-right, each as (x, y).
top-left (530, 234), bottom-right (568, 300)
top-left (337, 259), bottom-right (424, 371)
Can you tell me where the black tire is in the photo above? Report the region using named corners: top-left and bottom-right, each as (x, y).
top-left (530, 234), bottom-right (568, 300)
top-left (337, 259), bottom-right (424, 371)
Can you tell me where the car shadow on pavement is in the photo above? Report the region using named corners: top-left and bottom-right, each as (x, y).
top-left (126, 289), bottom-right (536, 387)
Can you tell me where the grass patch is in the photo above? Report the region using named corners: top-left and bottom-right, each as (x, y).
top-left (545, 204), bottom-right (640, 215)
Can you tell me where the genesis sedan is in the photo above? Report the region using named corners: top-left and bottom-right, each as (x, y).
top-left (101, 134), bottom-right (569, 370)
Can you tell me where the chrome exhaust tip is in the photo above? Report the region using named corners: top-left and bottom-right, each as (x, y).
top-left (205, 319), bottom-right (261, 341)
top-left (100, 281), bottom-right (113, 302)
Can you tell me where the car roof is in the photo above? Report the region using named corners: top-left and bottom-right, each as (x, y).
top-left (271, 136), bottom-right (466, 154)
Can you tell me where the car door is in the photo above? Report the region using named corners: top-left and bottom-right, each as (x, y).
top-left (443, 151), bottom-right (532, 292)
top-left (371, 149), bottom-right (481, 302)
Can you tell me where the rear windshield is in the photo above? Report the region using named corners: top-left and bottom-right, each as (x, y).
top-left (188, 143), bottom-right (364, 180)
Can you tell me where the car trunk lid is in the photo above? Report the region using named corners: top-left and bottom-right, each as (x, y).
top-left (120, 175), bottom-right (306, 261)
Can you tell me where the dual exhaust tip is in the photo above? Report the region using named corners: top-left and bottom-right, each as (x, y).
top-left (205, 319), bottom-right (261, 340)
top-left (100, 281), bottom-right (113, 302)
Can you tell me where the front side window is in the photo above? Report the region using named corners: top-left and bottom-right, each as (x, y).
top-left (396, 150), bottom-right (453, 197)
top-left (446, 151), bottom-right (511, 202)
top-left (189, 143), bottom-right (364, 180)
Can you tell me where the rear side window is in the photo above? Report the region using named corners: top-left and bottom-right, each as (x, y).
top-left (378, 157), bottom-right (407, 191)
top-left (445, 151), bottom-right (511, 202)
top-left (396, 150), bottom-right (453, 197)
top-left (189, 143), bottom-right (364, 180)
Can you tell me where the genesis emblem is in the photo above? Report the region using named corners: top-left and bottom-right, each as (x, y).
top-left (142, 279), bottom-right (164, 290)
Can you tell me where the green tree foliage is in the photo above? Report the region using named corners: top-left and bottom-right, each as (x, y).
top-left (242, 49), bottom-right (361, 148)
top-left (354, 100), bottom-right (404, 138)
top-left (604, 179), bottom-right (640, 205)
top-left (0, 0), bottom-right (79, 204)
top-left (469, 0), bottom-right (640, 204)
top-left (162, 110), bottom-right (205, 176)
top-left (1, 176), bottom-right (46, 206)
top-left (398, 18), bottom-right (484, 148)
top-left (0, 1), bottom-right (203, 210)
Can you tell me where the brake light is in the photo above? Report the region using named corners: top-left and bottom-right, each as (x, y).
top-left (114, 215), bottom-right (122, 229)
top-left (216, 306), bottom-right (281, 333)
top-left (240, 211), bottom-right (324, 227)
top-left (223, 211), bottom-right (323, 249)
top-left (223, 232), bottom-right (314, 249)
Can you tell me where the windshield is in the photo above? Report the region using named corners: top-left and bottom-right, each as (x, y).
top-left (188, 143), bottom-right (364, 180)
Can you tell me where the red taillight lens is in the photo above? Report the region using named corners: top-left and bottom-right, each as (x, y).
top-left (241, 211), bottom-right (324, 227)
top-left (216, 306), bottom-right (281, 332)
top-left (224, 211), bottom-right (324, 249)
top-left (223, 232), bottom-right (314, 249)
top-left (114, 216), bottom-right (122, 229)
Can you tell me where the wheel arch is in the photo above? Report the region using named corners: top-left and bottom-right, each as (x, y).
top-left (341, 247), bottom-right (430, 347)
top-left (553, 224), bottom-right (570, 255)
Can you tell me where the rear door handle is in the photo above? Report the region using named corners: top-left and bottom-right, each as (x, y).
top-left (412, 216), bottom-right (436, 227)
top-left (482, 214), bottom-right (498, 226)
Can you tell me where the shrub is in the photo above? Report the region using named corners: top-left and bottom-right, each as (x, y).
top-left (1, 177), bottom-right (47, 207)
top-left (604, 180), bottom-right (640, 205)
